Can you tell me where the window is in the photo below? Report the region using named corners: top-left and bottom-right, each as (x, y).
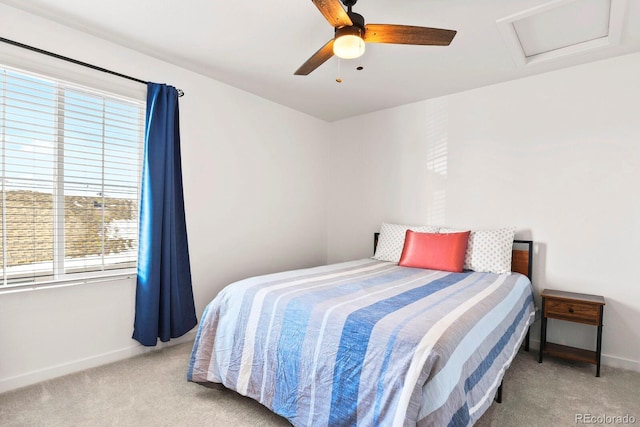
top-left (0, 65), bottom-right (144, 288)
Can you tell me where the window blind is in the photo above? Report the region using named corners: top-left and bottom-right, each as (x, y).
top-left (0, 65), bottom-right (144, 287)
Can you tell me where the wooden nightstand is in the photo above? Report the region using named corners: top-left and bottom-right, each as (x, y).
top-left (539, 289), bottom-right (605, 376)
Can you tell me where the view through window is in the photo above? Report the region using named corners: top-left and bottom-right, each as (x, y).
top-left (0, 66), bottom-right (144, 287)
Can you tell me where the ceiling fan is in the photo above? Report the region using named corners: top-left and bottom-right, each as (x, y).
top-left (294, 0), bottom-right (457, 75)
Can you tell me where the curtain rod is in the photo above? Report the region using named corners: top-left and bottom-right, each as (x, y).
top-left (0, 36), bottom-right (184, 97)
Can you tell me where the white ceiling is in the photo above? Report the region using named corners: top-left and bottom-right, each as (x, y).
top-left (1, 0), bottom-right (639, 121)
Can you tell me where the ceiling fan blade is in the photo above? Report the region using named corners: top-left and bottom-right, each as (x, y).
top-left (364, 24), bottom-right (456, 46)
top-left (311, 0), bottom-right (352, 28)
top-left (294, 39), bottom-right (335, 75)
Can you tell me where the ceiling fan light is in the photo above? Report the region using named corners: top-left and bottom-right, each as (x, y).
top-left (333, 27), bottom-right (365, 59)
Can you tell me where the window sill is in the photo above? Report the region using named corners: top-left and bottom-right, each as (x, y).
top-left (0, 270), bottom-right (137, 295)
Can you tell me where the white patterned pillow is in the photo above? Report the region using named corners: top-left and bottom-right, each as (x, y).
top-left (374, 222), bottom-right (440, 262)
top-left (463, 228), bottom-right (516, 274)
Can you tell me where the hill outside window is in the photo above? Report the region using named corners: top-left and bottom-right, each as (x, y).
top-left (0, 65), bottom-right (144, 289)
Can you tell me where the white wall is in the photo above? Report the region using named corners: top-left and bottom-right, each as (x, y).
top-left (0, 4), bottom-right (328, 392)
top-left (326, 52), bottom-right (640, 371)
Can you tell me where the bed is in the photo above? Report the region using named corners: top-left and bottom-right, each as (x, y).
top-left (188, 229), bottom-right (535, 426)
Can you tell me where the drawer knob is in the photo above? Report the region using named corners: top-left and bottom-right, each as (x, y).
top-left (568, 307), bottom-right (574, 313)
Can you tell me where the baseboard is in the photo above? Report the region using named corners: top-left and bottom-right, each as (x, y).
top-left (527, 338), bottom-right (640, 372)
top-left (600, 353), bottom-right (640, 372)
top-left (0, 331), bottom-right (196, 394)
top-left (4, 332), bottom-right (637, 394)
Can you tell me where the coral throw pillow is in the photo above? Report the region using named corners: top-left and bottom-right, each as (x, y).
top-left (398, 230), bottom-right (471, 272)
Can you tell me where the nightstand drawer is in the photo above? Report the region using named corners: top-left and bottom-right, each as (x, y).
top-left (544, 299), bottom-right (600, 325)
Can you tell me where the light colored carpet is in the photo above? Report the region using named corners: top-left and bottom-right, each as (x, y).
top-left (1, 342), bottom-right (638, 426)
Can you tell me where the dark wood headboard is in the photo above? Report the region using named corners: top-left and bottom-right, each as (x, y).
top-left (511, 240), bottom-right (533, 280)
top-left (373, 233), bottom-right (533, 280)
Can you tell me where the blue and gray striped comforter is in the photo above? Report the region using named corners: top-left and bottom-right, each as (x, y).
top-left (188, 258), bottom-right (535, 426)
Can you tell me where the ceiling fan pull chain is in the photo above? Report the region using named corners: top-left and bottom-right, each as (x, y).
top-left (336, 58), bottom-right (343, 83)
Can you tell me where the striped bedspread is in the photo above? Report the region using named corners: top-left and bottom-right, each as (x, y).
top-left (188, 258), bottom-right (535, 426)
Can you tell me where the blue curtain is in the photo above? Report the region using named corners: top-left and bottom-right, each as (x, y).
top-left (133, 83), bottom-right (197, 346)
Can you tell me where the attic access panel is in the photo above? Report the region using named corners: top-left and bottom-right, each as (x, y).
top-left (497, 0), bottom-right (627, 66)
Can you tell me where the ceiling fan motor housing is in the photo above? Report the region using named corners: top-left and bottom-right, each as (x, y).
top-left (346, 12), bottom-right (365, 31)
top-left (335, 25), bottom-right (363, 40)
top-left (334, 11), bottom-right (365, 39)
